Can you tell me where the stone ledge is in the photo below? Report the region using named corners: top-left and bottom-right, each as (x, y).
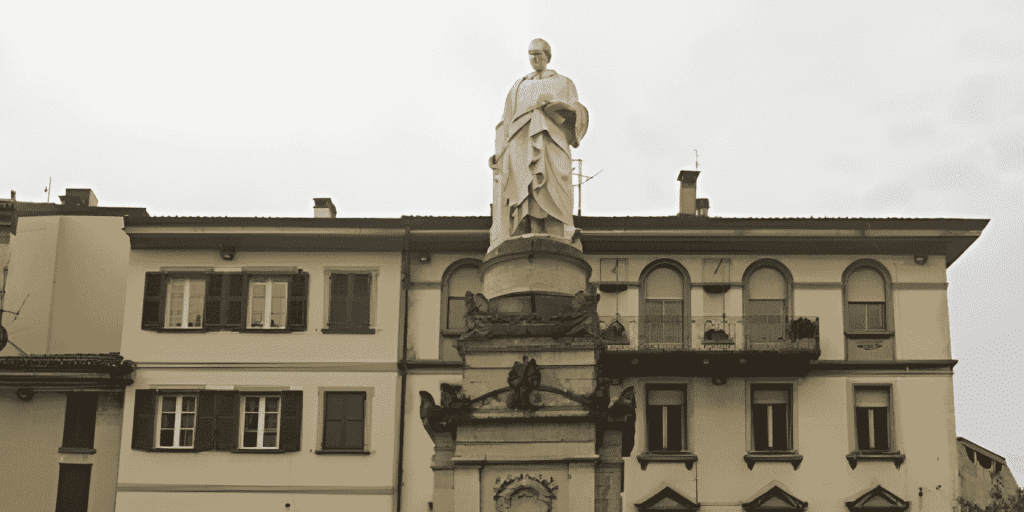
top-left (846, 451), bottom-right (905, 469)
top-left (637, 451), bottom-right (698, 470)
top-left (453, 453), bottom-right (600, 465)
top-left (744, 452), bottom-right (803, 470)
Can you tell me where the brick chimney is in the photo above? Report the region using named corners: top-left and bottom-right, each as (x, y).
top-left (313, 198), bottom-right (337, 218)
top-left (696, 198), bottom-right (710, 217)
top-left (59, 188), bottom-right (98, 207)
top-left (677, 171), bottom-right (700, 216)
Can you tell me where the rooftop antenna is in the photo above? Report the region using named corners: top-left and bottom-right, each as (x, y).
top-left (0, 264), bottom-right (30, 355)
top-left (694, 149), bottom-right (699, 170)
top-left (44, 176), bottom-right (52, 203)
top-left (572, 159), bottom-right (603, 216)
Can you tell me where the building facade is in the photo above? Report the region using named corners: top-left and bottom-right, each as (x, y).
top-left (958, 437), bottom-right (1019, 509)
top-left (111, 175), bottom-right (988, 512)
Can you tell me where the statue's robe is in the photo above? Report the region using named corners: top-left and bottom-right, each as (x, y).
top-left (490, 69), bottom-right (587, 245)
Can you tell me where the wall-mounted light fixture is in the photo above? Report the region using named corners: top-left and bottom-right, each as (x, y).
top-left (15, 388), bottom-right (34, 401)
top-left (220, 245), bottom-right (236, 261)
top-left (418, 253), bottom-right (431, 264)
top-left (913, 255), bottom-right (928, 265)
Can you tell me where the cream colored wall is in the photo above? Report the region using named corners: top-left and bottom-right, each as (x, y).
top-left (0, 390), bottom-right (125, 512)
top-left (402, 373), bottom-right (463, 512)
top-left (619, 374), bottom-right (958, 511)
top-left (50, 216), bottom-right (131, 354)
top-left (3, 216), bottom-right (60, 355)
top-left (122, 250), bottom-right (402, 363)
top-left (114, 491), bottom-right (392, 512)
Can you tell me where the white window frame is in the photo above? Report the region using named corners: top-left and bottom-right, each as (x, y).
top-left (322, 268), bottom-right (379, 332)
top-left (645, 383), bottom-right (688, 452)
top-left (240, 395), bottom-right (280, 449)
top-left (746, 380), bottom-right (799, 454)
top-left (247, 277), bottom-right (289, 329)
top-left (156, 394), bottom-right (197, 449)
top-left (851, 383), bottom-right (896, 453)
top-left (165, 277), bottom-right (206, 329)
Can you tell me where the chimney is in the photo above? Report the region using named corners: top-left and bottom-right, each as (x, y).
top-left (696, 198), bottom-right (710, 217)
top-left (313, 198), bottom-right (337, 218)
top-left (677, 171), bottom-right (700, 215)
top-left (59, 188), bottom-right (98, 207)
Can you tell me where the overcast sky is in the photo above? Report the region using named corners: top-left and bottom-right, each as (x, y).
top-left (3, 1), bottom-right (1022, 480)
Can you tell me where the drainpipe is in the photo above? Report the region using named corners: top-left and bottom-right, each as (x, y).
top-left (395, 227), bottom-right (411, 512)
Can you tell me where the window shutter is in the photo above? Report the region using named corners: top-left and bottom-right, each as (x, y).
top-left (195, 391), bottom-right (216, 452)
top-left (214, 391), bottom-right (239, 451)
top-left (205, 274), bottom-right (224, 329)
top-left (752, 404), bottom-right (769, 451)
top-left (771, 404), bottom-right (789, 450)
top-left (329, 274), bottom-right (348, 328)
top-left (62, 392), bottom-right (99, 450)
top-left (351, 274), bottom-right (372, 329)
top-left (287, 272), bottom-right (309, 331)
top-left (141, 273), bottom-right (165, 330)
top-left (344, 392), bottom-right (365, 450)
top-left (131, 390), bottom-right (157, 450)
top-left (280, 391), bottom-right (303, 452)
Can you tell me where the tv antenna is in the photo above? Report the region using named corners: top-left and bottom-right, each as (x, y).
top-left (572, 159), bottom-right (603, 216)
top-left (0, 264), bottom-right (29, 355)
top-left (44, 176), bottom-right (52, 203)
top-left (694, 149), bottom-right (699, 170)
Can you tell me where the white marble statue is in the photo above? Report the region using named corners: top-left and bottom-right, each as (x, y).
top-left (489, 38), bottom-right (588, 251)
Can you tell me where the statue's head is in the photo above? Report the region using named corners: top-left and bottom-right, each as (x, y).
top-left (528, 38), bottom-right (551, 71)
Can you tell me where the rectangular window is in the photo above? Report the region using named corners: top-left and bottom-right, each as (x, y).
top-left (855, 387), bottom-right (891, 451)
top-left (646, 385), bottom-right (686, 452)
top-left (752, 385), bottom-right (791, 451)
top-left (157, 395), bottom-right (196, 448)
top-left (248, 278), bottom-right (289, 329)
top-left (849, 302), bottom-right (886, 331)
top-left (55, 463), bottom-right (92, 512)
top-left (322, 391), bottom-right (365, 451)
top-left (327, 273), bottom-right (373, 333)
top-left (241, 396), bottom-right (280, 449)
top-left (61, 393), bottom-right (99, 450)
top-left (165, 278), bottom-right (205, 328)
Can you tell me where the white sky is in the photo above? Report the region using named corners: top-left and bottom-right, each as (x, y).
top-left (2, 1), bottom-right (1022, 480)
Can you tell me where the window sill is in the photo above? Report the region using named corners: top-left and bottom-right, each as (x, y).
top-left (238, 328), bottom-right (295, 333)
top-left (846, 451), bottom-right (905, 469)
top-left (744, 452), bottom-right (803, 470)
top-left (637, 451), bottom-right (698, 470)
top-left (58, 447), bottom-right (97, 454)
top-left (845, 331), bottom-right (894, 339)
top-left (315, 449), bottom-right (371, 455)
top-left (150, 328), bottom-right (209, 333)
top-left (441, 329), bottom-right (466, 337)
top-left (147, 447), bottom-right (198, 453)
top-left (322, 327), bottom-right (376, 335)
top-left (231, 448), bottom-right (287, 454)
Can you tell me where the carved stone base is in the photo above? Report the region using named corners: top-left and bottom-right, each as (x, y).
top-left (481, 237), bottom-right (590, 301)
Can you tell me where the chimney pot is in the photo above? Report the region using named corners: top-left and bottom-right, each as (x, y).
top-left (313, 198), bottom-right (337, 219)
top-left (59, 188), bottom-right (98, 207)
top-left (677, 170), bottom-right (700, 215)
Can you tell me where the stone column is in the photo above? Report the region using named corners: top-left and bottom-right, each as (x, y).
top-left (431, 432), bottom-right (455, 512)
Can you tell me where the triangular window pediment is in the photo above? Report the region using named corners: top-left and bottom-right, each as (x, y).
top-left (845, 485), bottom-right (909, 511)
top-left (742, 486), bottom-right (808, 511)
top-left (636, 487), bottom-right (700, 511)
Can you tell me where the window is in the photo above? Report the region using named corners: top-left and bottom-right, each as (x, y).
top-left (855, 387), bottom-right (891, 452)
top-left (166, 278), bottom-right (205, 328)
top-left (248, 278), bottom-right (288, 329)
top-left (141, 271), bottom-right (308, 332)
top-left (321, 391), bottom-right (366, 452)
top-left (241, 396), bottom-right (280, 449)
top-left (157, 395), bottom-right (196, 449)
top-left (55, 463), bottom-right (91, 512)
top-left (440, 261), bottom-right (483, 334)
top-left (640, 261), bottom-right (688, 346)
top-left (751, 385), bottom-right (791, 451)
top-left (846, 267), bottom-right (887, 331)
top-left (646, 385), bottom-right (686, 452)
top-left (326, 272), bottom-right (375, 334)
top-left (745, 265), bottom-right (789, 342)
top-left (131, 389), bottom-right (302, 453)
top-left (61, 392), bottom-right (99, 452)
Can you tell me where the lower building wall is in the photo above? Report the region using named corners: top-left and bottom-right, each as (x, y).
top-left (114, 491), bottom-right (392, 512)
top-left (0, 389), bottom-right (124, 512)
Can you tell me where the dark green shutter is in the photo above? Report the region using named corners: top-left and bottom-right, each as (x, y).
top-left (55, 463), bottom-right (92, 512)
top-left (205, 274), bottom-right (224, 329)
top-left (344, 392), bottom-right (365, 450)
top-left (195, 391), bottom-right (216, 452)
top-left (131, 390), bottom-right (156, 450)
top-left (280, 391), bottom-right (303, 452)
top-left (62, 392), bottom-right (99, 450)
top-left (329, 274), bottom-right (348, 328)
top-left (141, 273), bottom-right (165, 330)
top-left (214, 391), bottom-right (239, 451)
top-left (350, 274), bottom-right (371, 329)
top-left (287, 272), bottom-right (309, 331)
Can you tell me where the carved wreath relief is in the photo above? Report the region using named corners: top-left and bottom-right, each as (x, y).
top-left (494, 474), bottom-right (558, 512)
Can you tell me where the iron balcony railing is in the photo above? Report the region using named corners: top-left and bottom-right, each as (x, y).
top-left (601, 315), bottom-right (820, 353)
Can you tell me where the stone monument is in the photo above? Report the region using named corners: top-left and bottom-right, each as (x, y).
top-left (421, 40), bottom-right (633, 512)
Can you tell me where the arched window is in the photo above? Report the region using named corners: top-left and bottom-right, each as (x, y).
top-left (640, 261), bottom-right (689, 347)
top-left (743, 260), bottom-right (792, 343)
top-left (440, 260), bottom-right (483, 335)
top-left (842, 260), bottom-right (894, 361)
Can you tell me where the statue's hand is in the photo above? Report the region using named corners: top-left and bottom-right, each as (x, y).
top-left (542, 100), bottom-right (571, 124)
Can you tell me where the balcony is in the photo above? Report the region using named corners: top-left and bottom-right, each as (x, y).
top-left (600, 315), bottom-right (820, 378)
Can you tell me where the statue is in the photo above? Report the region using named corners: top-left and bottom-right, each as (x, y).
top-left (489, 39), bottom-right (589, 251)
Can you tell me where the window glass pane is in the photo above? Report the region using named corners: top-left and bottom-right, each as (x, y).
top-left (771, 404), bottom-right (789, 449)
top-left (180, 414), bottom-right (194, 429)
top-left (245, 397), bottom-right (259, 412)
top-left (168, 281), bottom-right (185, 327)
top-left (873, 408), bottom-right (889, 451)
top-left (244, 413), bottom-right (258, 430)
top-left (848, 268), bottom-right (884, 302)
top-left (159, 430), bottom-right (174, 447)
top-left (161, 413), bottom-right (175, 429)
top-left (748, 268), bottom-right (786, 300)
top-left (179, 430), bottom-right (193, 447)
top-left (752, 404), bottom-right (769, 450)
top-left (243, 431), bottom-right (257, 448)
top-left (866, 303), bottom-right (885, 330)
top-left (265, 413), bottom-right (278, 430)
top-left (263, 432), bottom-right (277, 448)
top-left (449, 267), bottom-right (482, 296)
top-left (162, 396), bottom-right (176, 411)
top-left (849, 303), bottom-right (866, 330)
top-left (666, 405), bottom-right (683, 451)
top-left (265, 397), bottom-right (279, 413)
top-left (855, 407), bottom-right (871, 449)
top-left (646, 267), bottom-right (683, 299)
top-left (646, 405), bottom-right (663, 450)
top-left (181, 397), bottom-right (196, 412)
top-left (187, 280), bottom-right (205, 328)
top-left (752, 389), bottom-right (789, 404)
top-left (447, 297), bottom-right (467, 330)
